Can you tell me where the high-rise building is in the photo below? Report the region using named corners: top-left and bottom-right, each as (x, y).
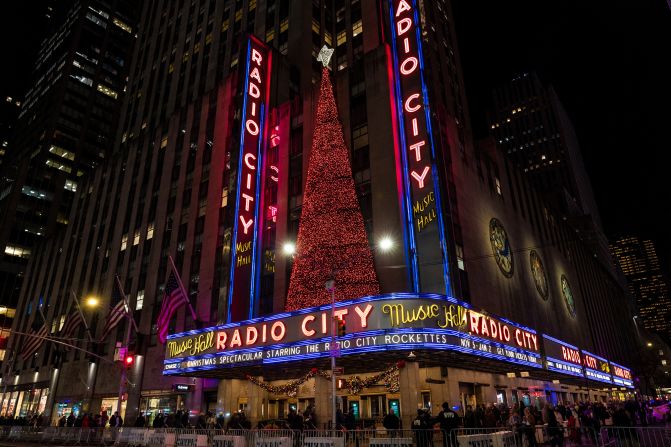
top-left (488, 73), bottom-right (612, 264)
top-left (0, 0), bottom-right (138, 317)
top-left (2, 0), bottom-right (638, 425)
top-left (610, 236), bottom-right (671, 344)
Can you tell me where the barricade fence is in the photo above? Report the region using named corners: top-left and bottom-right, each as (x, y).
top-left (0, 426), bottom-right (668, 446)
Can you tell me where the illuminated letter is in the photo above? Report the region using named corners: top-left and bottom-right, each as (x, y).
top-left (334, 309), bottom-right (349, 320)
top-left (251, 48), bottom-right (263, 65)
top-left (246, 119), bottom-right (259, 135)
top-left (301, 315), bottom-right (316, 336)
top-left (515, 329), bottom-right (523, 347)
top-left (396, 17), bottom-right (412, 36)
top-left (216, 332), bottom-right (227, 350)
top-left (395, 0), bottom-right (412, 17)
top-left (249, 66), bottom-right (261, 83)
top-left (244, 153), bottom-right (257, 170)
top-left (410, 166), bottom-right (430, 188)
top-left (246, 327), bottom-right (258, 345)
top-left (412, 118), bottom-right (419, 136)
top-left (502, 326), bottom-right (511, 342)
top-left (354, 304), bottom-right (373, 328)
top-left (404, 93), bottom-right (421, 113)
top-left (400, 57), bottom-right (418, 75)
top-left (321, 313), bottom-right (328, 334)
top-left (469, 313), bottom-right (480, 334)
top-left (242, 193), bottom-right (254, 211)
top-left (239, 215), bottom-right (254, 234)
top-left (409, 140), bottom-right (426, 161)
top-left (249, 82), bottom-right (260, 98)
top-left (271, 321), bottom-right (286, 341)
top-left (230, 329), bottom-right (242, 348)
top-left (270, 165), bottom-right (279, 182)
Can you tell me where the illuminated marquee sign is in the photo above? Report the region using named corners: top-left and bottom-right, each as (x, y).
top-left (227, 36), bottom-right (272, 322)
top-left (542, 335), bottom-right (584, 378)
top-left (610, 361), bottom-right (634, 388)
top-left (581, 350), bottom-right (612, 384)
top-left (163, 294), bottom-right (542, 375)
top-left (389, 0), bottom-right (450, 293)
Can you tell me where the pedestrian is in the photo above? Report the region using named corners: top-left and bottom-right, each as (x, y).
top-left (435, 402), bottom-right (460, 447)
top-left (383, 410), bottom-right (400, 437)
top-left (412, 409), bottom-right (431, 447)
top-left (523, 407), bottom-right (537, 447)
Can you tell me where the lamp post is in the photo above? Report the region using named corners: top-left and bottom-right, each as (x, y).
top-left (325, 278), bottom-right (337, 434)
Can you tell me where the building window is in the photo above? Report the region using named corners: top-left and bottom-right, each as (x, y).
top-left (456, 244), bottom-right (465, 270)
top-left (147, 223), bottom-right (154, 240)
top-left (352, 20), bottom-right (363, 37)
top-left (97, 84), bottom-right (119, 99)
top-left (352, 125), bottom-right (368, 150)
top-left (49, 145), bottom-right (75, 160)
top-left (136, 290), bottom-right (145, 311)
top-left (133, 230), bottom-right (141, 246)
top-left (495, 177), bottom-right (502, 196)
top-left (45, 159), bottom-right (72, 173)
top-left (336, 30), bottom-right (346, 46)
top-left (120, 234), bottom-right (128, 251)
top-left (4, 245), bottom-right (30, 259)
top-left (112, 17), bottom-right (132, 33)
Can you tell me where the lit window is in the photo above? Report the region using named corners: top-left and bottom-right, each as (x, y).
top-left (136, 290), bottom-right (144, 311)
top-left (266, 29), bottom-right (275, 42)
top-left (495, 178), bottom-right (502, 195)
top-left (64, 180), bottom-right (78, 192)
top-left (147, 223), bottom-right (154, 240)
top-left (133, 230), bottom-right (141, 246)
top-left (49, 145), bottom-right (75, 160)
top-left (336, 30), bottom-right (346, 46)
top-left (221, 188), bottom-right (228, 208)
top-left (352, 20), bottom-right (363, 37)
top-left (112, 17), bottom-right (132, 33)
top-left (59, 314), bottom-right (66, 331)
top-left (280, 19), bottom-right (289, 32)
top-left (311, 19), bottom-right (320, 34)
top-left (120, 234), bottom-right (128, 251)
top-left (97, 84), bottom-right (118, 99)
top-left (45, 159), bottom-right (72, 173)
top-left (86, 12), bottom-right (107, 28)
top-left (222, 20), bottom-right (229, 31)
top-left (4, 245), bottom-right (30, 259)
top-left (71, 74), bottom-right (93, 86)
top-left (248, 0), bottom-right (256, 10)
top-left (235, 9), bottom-right (242, 21)
top-left (324, 31), bottom-right (333, 46)
top-left (161, 137), bottom-right (168, 149)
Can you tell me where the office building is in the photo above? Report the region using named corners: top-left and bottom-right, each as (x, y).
top-left (610, 236), bottom-right (671, 344)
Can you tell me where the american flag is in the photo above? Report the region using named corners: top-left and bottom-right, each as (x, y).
top-left (20, 322), bottom-right (49, 360)
top-left (99, 278), bottom-right (128, 341)
top-left (156, 266), bottom-right (190, 344)
top-left (60, 311), bottom-right (84, 351)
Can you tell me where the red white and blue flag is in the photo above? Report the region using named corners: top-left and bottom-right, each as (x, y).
top-left (100, 278), bottom-right (128, 341)
top-left (60, 311), bottom-right (84, 342)
top-left (157, 262), bottom-right (191, 344)
top-left (20, 322), bottom-right (49, 360)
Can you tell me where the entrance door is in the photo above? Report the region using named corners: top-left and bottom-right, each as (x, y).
top-left (348, 400), bottom-right (359, 419)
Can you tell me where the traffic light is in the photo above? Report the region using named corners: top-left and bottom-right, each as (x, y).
top-left (337, 319), bottom-right (346, 337)
top-left (124, 353), bottom-right (135, 367)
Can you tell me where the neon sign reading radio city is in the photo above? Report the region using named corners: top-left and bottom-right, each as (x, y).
top-left (227, 37), bottom-right (271, 323)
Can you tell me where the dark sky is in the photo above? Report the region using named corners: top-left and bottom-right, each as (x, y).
top-left (452, 0), bottom-right (671, 271)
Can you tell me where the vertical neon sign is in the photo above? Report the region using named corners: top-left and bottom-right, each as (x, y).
top-left (389, 0), bottom-right (451, 294)
top-left (227, 36), bottom-right (271, 322)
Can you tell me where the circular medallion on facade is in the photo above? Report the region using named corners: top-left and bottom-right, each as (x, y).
top-left (529, 250), bottom-right (549, 300)
top-left (560, 275), bottom-right (576, 318)
top-left (489, 218), bottom-right (514, 278)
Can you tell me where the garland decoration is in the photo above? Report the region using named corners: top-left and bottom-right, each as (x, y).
top-left (246, 362), bottom-right (405, 397)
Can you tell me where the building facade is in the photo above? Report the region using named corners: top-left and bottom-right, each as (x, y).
top-left (2, 0), bottom-right (638, 427)
top-left (610, 236), bottom-right (671, 345)
top-left (0, 0), bottom-right (138, 327)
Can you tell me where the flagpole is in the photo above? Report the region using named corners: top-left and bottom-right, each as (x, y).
top-left (168, 255), bottom-right (198, 321)
top-left (72, 290), bottom-right (94, 342)
top-left (115, 275), bottom-right (139, 334)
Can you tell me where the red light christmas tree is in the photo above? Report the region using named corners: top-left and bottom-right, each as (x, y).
top-left (285, 63), bottom-right (379, 311)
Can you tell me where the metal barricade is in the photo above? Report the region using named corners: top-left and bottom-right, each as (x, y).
top-left (0, 425), bottom-right (11, 440)
top-left (251, 428), bottom-right (297, 447)
top-left (600, 426), bottom-right (671, 447)
top-left (300, 429), bottom-right (346, 447)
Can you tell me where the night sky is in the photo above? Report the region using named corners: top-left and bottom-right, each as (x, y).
top-left (452, 0), bottom-right (671, 272)
top-left (2, 1), bottom-right (671, 270)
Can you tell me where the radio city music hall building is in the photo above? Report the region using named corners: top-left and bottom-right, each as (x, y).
top-left (2, 0), bottom-right (639, 427)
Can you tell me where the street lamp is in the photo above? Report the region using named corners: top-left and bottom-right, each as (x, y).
top-left (85, 296), bottom-right (100, 308)
top-left (282, 242), bottom-right (296, 256)
top-left (647, 342), bottom-right (653, 347)
top-left (378, 236), bottom-right (394, 253)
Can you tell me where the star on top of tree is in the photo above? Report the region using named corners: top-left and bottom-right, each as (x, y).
top-left (316, 45), bottom-right (334, 67)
